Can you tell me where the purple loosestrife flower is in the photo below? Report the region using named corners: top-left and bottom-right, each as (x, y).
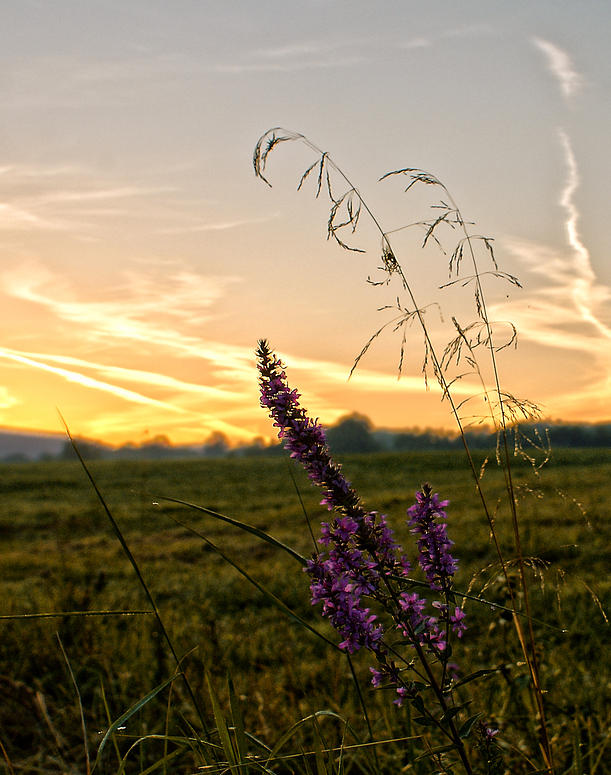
top-left (407, 483), bottom-right (459, 592)
top-left (256, 340), bottom-right (411, 653)
top-left (388, 486), bottom-right (466, 658)
top-left (256, 339), bottom-right (365, 520)
top-left (398, 591), bottom-right (447, 651)
top-left (450, 606), bottom-right (467, 637)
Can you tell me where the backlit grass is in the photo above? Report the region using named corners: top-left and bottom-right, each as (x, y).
top-left (1, 450), bottom-right (610, 772)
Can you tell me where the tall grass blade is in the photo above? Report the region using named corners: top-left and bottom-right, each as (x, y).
top-left (93, 674), bottom-right (180, 769)
top-left (99, 678), bottom-right (123, 767)
top-left (152, 494), bottom-right (308, 566)
top-left (228, 676), bottom-right (250, 773)
top-left (206, 673), bottom-right (238, 773)
top-left (158, 511), bottom-right (339, 649)
top-left (56, 633), bottom-right (90, 775)
top-left (0, 610), bottom-right (152, 620)
top-left (58, 412), bottom-right (210, 735)
top-left (0, 739), bottom-right (15, 775)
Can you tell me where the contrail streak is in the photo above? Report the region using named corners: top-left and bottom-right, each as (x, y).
top-left (558, 129), bottom-right (611, 340)
top-left (532, 38), bottom-right (581, 102)
top-left (0, 349), bottom-right (189, 412)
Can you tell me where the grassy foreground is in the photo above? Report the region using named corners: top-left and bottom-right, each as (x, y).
top-left (1, 448), bottom-right (610, 773)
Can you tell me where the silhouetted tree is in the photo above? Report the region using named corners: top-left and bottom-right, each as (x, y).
top-left (326, 413), bottom-right (380, 454)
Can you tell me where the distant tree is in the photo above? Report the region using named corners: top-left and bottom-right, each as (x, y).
top-left (144, 434), bottom-right (172, 448)
top-left (233, 436), bottom-right (282, 457)
top-left (325, 413), bottom-right (380, 454)
top-left (59, 439), bottom-right (106, 461)
top-left (393, 431), bottom-right (455, 452)
top-left (202, 431), bottom-right (230, 457)
top-left (2, 453), bottom-right (29, 463)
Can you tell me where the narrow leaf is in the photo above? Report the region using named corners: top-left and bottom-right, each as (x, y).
top-left (156, 518), bottom-right (338, 650)
top-left (153, 495), bottom-right (307, 566)
top-left (207, 673), bottom-right (237, 771)
top-left (452, 668), bottom-right (500, 690)
top-left (95, 674), bottom-right (180, 766)
top-left (440, 701), bottom-right (472, 725)
top-left (458, 712), bottom-right (483, 740)
top-left (228, 676), bottom-right (249, 771)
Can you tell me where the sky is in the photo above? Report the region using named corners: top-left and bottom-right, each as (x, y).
top-left (0, 0), bottom-right (610, 446)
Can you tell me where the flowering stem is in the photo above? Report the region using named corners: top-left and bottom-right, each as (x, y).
top-left (256, 340), bottom-right (474, 773)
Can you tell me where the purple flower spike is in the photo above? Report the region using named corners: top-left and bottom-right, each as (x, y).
top-left (256, 342), bottom-right (464, 701)
top-left (407, 483), bottom-right (459, 591)
top-left (256, 339), bottom-right (365, 519)
top-left (256, 340), bottom-right (411, 654)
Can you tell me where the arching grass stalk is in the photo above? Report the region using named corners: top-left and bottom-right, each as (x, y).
top-left (57, 413), bottom-right (210, 743)
top-left (254, 128), bottom-right (553, 772)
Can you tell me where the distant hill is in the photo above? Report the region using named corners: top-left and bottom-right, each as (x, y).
top-left (1, 417), bottom-right (611, 463)
top-left (0, 429), bottom-right (67, 462)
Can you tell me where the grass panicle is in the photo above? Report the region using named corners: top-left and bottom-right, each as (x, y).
top-left (252, 127), bottom-right (560, 772)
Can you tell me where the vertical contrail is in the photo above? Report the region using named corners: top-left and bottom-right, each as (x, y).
top-left (532, 38), bottom-right (581, 102)
top-left (558, 128), bottom-right (611, 340)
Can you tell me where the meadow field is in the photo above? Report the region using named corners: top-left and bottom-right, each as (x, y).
top-left (1, 447), bottom-right (610, 774)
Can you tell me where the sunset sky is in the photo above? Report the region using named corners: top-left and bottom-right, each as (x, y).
top-left (0, 1), bottom-right (610, 446)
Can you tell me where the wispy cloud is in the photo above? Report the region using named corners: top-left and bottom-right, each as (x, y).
top-left (284, 351), bottom-right (474, 398)
top-left (0, 345), bottom-right (267, 442)
top-left (211, 55), bottom-right (365, 74)
top-left (11, 349), bottom-right (249, 404)
top-left (157, 213), bottom-right (280, 234)
top-left (1, 262), bottom-right (236, 349)
top-left (400, 23), bottom-right (493, 50)
top-left (0, 347), bottom-right (188, 412)
top-left (532, 38), bottom-right (581, 102)
top-left (0, 161), bottom-right (180, 235)
top-left (0, 202), bottom-right (65, 231)
top-left (0, 387), bottom-right (18, 411)
top-left (1, 258), bottom-right (482, 401)
top-left (0, 251), bottom-right (476, 439)
top-left (3, 52), bottom-right (201, 110)
top-left (558, 129), bottom-right (611, 340)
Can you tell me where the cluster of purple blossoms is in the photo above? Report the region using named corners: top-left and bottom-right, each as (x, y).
top-left (256, 340), bottom-right (411, 653)
top-left (257, 339), bottom-right (365, 519)
top-left (309, 511), bottom-right (412, 652)
top-left (407, 484), bottom-right (459, 591)
top-left (256, 341), bottom-right (466, 701)
top-left (404, 483), bottom-right (466, 640)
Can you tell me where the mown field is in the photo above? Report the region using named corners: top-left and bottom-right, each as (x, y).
top-left (1, 448), bottom-right (611, 773)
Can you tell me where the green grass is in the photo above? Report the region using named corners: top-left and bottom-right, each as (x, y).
top-left (1, 449), bottom-right (610, 773)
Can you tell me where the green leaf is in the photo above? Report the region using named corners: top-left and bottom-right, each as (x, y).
top-left (153, 495), bottom-right (308, 566)
top-left (440, 702), bottom-right (472, 726)
top-left (412, 716), bottom-right (434, 727)
top-left (452, 668), bottom-right (500, 690)
top-left (458, 712), bottom-right (483, 740)
top-left (415, 743), bottom-right (457, 759)
top-left (410, 695), bottom-right (426, 714)
top-left (313, 728), bottom-right (329, 775)
top-left (207, 673), bottom-right (238, 772)
top-left (228, 676), bottom-right (249, 771)
top-left (94, 674), bottom-right (180, 768)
